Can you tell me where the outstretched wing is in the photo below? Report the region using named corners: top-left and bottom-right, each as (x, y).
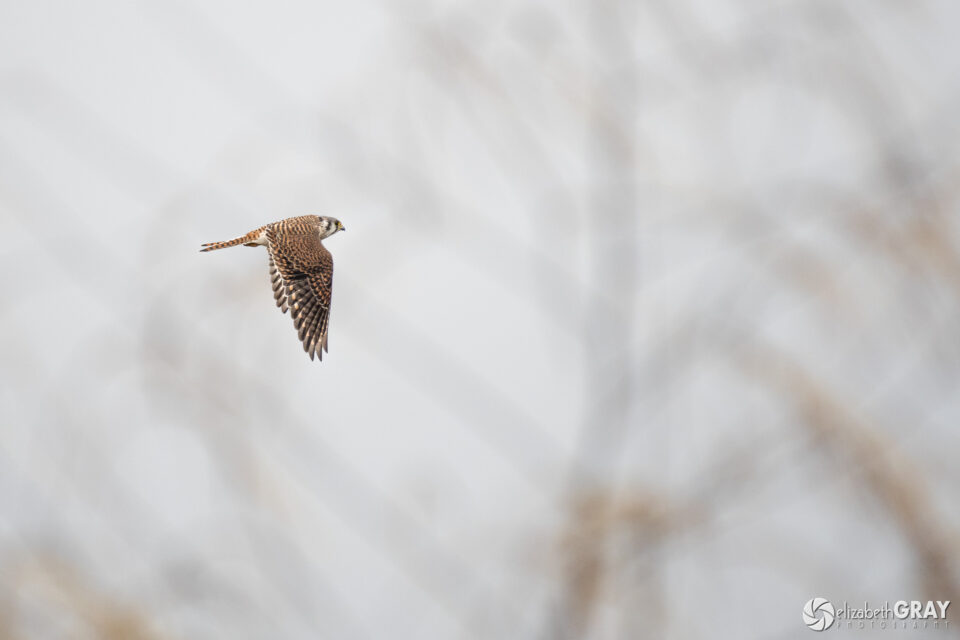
top-left (267, 225), bottom-right (334, 361)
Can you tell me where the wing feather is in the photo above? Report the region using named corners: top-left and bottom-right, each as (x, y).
top-left (266, 225), bottom-right (334, 361)
top-left (268, 255), bottom-right (288, 312)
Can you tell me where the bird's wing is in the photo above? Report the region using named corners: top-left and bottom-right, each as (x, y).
top-left (267, 227), bottom-right (334, 361)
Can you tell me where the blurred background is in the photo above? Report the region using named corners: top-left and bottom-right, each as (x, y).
top-left (2, 0), bottom-right (959, 638)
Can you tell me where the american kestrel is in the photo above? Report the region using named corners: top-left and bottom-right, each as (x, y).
top-left (201, 215), bottom-right (345, 361)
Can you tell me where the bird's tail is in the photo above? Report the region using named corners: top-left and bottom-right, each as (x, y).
top-left (199, 226), bottom-right (268, 252)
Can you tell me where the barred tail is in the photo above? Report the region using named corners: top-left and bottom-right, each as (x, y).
top-left (199, 226), bottom-right (267, 252)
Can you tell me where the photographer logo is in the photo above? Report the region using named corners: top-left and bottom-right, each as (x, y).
top-left (802, 598), bottom-right (950, 631)
top-left (804, 598), bottom-right (836, 631)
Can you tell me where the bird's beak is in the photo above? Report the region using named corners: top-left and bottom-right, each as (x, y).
top-left (339, 224), bottom-right (346, 231)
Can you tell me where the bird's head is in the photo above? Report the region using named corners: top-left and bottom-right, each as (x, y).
top-left (319, 216), bottom-right (346, 239)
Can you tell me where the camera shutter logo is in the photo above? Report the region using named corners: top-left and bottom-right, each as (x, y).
top-left (803, 598), bottom-right (836, 631)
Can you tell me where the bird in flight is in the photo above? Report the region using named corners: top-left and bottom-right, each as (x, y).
top-left (201, 215), bottom-right (345, 361)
